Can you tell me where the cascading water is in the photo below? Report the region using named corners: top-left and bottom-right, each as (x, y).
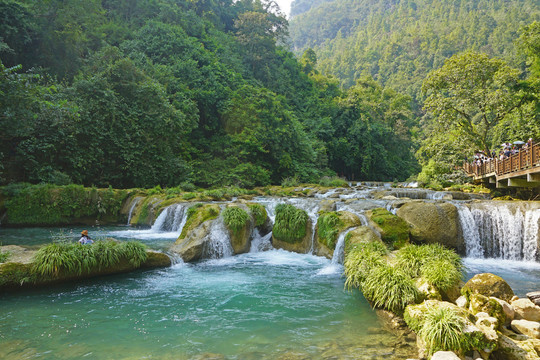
top-left (288, 198), bottom-right (321, 254)
top-left (202, 217), bottom-right (234, 259)
top-left (458, 204), bottom-right (540, 261)
top-left (127, 197), bottom-right (142, 225)
top-left (151, 204), bottom-right (189, 232)
top-left (331, 227), bottom-right (357, 265)
top-left (250, 230), bottom-right (273, 253)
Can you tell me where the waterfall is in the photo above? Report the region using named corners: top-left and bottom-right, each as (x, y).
top-left (456, 205), bottom-right (484, 258)
top-left (250, 230), bottom-right (273, 253)
top-left (127, 197), bottom-right (142, 225)
top-left (458, 204), bottom-right (540, 261)
top-left (202, 217), bottom-right (234, 259)
top-left (288, 198), bottom-right (320, 254)
top-left (331, 227), bottom-right (356, 265)
top-left (150, 204), bottom-right (189, 233)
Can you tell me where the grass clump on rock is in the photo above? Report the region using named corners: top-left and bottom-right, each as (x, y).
top-left (368, 208), bottom-right (409, 249)
top-left (32, 240), bottom-right (147, 277)
top-left (361, 264), bottom-right (419, 313)
top-left (0, 250), bottom-right (12, 263)
top-left (273, 204), bottom-right (308, 243)
top-left (223, 207), bottom-right (250, 233)
top-left (344, 241), bottom-right (388, 289)
top-left (248, 204), bottom-right (267, 227)
top-left (317, 212), bottom-right (342, 249)
top-left (180, 204), bottom-right (220, 240)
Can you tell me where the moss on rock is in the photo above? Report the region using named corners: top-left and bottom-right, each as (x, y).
top-left (272, 204), bottom-right (308, 244)
top-left (223, 205), bottom-right (253, 254)
top-left (462, 273), bottom-right (515, 303)
top-left (178, 204), bottom-right (220, 241)
top-left (469, 293), bottom-right (506, 328)
top-left (367, 208), bottom-right (409, 249)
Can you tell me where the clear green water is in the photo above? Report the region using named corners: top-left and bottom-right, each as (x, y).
top-left (0, 226), bottom-right (411, 360)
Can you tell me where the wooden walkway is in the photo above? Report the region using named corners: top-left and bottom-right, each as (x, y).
top-left (463, 143), bottom-right (540, 188)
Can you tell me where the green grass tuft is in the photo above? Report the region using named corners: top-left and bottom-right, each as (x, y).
top-left (317, 212), bottom-right (342, 249)
top-left (361, 264), bottom-right (419, 313)
top-left (273, 204), bottom-right (308, 243)
top-left (223, 207), bottom-right (250, 233)
top-left (344, 241), bottom-right (388, 290)
top-left (421, 259), bottom-right (463, 291)
top-left (0, 250), bottom-right (11, 263)
top-left (319, 176), bottom-right (348, 187)
top-left (418, 305), bottom-right (468, 354)
top-left (248, 204), bottom-right (267, 227)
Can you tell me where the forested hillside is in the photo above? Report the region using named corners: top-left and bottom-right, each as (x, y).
top-left (289, 0), bottom-right (540, 100)
top-left (0, 0), bottom-right (418, 188)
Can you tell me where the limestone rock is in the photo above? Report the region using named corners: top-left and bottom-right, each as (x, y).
top-left (315, 211), bottom-right (362, 258)
top-left (513, 299), bottom-right (540, 322)
top-left (171, 220), bottom-right (213, 262)
top-left (416, 277), bottom-right (442, 301)
top-left (475, 312), bottom-right (499, 330)
top-left (366, 208), bottom-right (410, 249)
top-left (469, 293), bottom-right (506, 328)
top-left (431, 351), bottom-right (461, 360)
top-left (223, 204), bottom-right (254, 255)
top-left (456, 296), bottom-right (468, 309)
top-left (343, 226), bottom-right (383, 255)
top-left (491, 297), bottom-right (515, 326)
top-left (396, 201), bottom-right (463, 253)
top-left (272, 218), bottom-right (313, 254)
top-left (512, 320), bottom-right (540, 339)
top-left (528, 292), bottom-right (540, 307)
top-left (0, 245), bottom-right (35, 264)
top-left (318, 199), bottom-right (337, 213)
top-left (495, 333), bottom-right (540, 360)
top-left (462, 273), bottom-right (515, 303)
top-left (142, 251), bottom-right (172, 268)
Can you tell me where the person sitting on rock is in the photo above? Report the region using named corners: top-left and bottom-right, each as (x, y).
top-left (79, 230), bottom-right (93, 245)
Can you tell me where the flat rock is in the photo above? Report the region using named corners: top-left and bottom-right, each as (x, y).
top-left (431, 351), bottom-right (461, 360)
top-left (512, 319), bottom-right (540, 340)
top-left (528, 292), bottom-right (540, 307)
top-left (513, 299), bottom-right (540, 322)
top-left (0, 245), bottom-right (36, 264)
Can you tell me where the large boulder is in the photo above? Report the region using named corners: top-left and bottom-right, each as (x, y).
top-left (222, 205), bottom-right (254, 254)
top-left (343, 226), bottom-right (383, 255)
top-left (462, 273), bottom-right (515, 303)
top-left (142, 251), bottom-right (172, 268)
top-left (495, 333), bottom-right (540, 360)
top-left (512, 320), bottom-right (540, 340)
top-left (513, 299), bottom-right (540, 322)
top-left (171, 204), bottom-right (221, 262)
top-left (396, 201), bottom-right (463, 253)
top-left (366, 208), bottom-right (409, 249)
top-left (315, 211), bottom-right (362, 258)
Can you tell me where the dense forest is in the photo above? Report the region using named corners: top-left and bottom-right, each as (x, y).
top-left (0, 0), bottom-right (418, 188)
top-left (1, 0), bottom-right (539, 190)
top-left (290, 0), bottom-right (540, 188)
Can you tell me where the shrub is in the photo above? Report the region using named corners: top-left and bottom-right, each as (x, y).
top-left (223, 207), bottom-right (250, 233)
top-left (248, 204), bottom-right (267, 227)
top-left (418, 306), bottom-right (468, 354)
top-left (146, 185), bottom-right (163, 196)
top-left (204, 188), bottom-right (226, 200)
top-left (361, 264), bottom-right (419, 313)
top-left (317, 212), bottom-right (342, 249)
top-left (273, 204), bottom-right (308, 243)
top-left (344, 241), bottom-right (388, 289)
top-left (182, 192), bottom-right (197, 200)
top-left (281, 176), bottom-right (300, 187)
top-left (319, 176), bottom-right (348, 187)
top-left (32, 243), bottom-right (79, 277)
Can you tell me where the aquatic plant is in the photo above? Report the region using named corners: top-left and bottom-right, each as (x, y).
top-left (361, 264), bottom-right (419, 313)
top-left (417, 305), bottom-right (468, 354)
top-left (317, 212), bottom-right (342, 249)
top-left (344, 241), bottom-right (388, 289)
top-left (273, 204), bottom-right (308, 243)
top-left (71, 244), bottom-right (98, 274)
top-left (223, 207), bottom-right (250, 233)
top-left (248, 204), bottom-right (267, 227)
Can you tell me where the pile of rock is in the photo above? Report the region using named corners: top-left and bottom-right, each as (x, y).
top-left (405, 273), bottom-right (540, 360)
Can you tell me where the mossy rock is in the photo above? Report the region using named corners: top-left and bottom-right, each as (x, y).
top-left (366, 208), bottom-right (409, 249)
top-left (469, 293), bottom-right (506, 328)
top-left (395, 201), bottom-right (463, 253)
top-left (344, 226), bottom-right (382, 255)
top-left (247, 203), bottom-right (268, 228)
top-left (223, 205), bottom-right (253, 255)
top-left (142, 251), bottom-right (172, 268)
top-left (315, 211), bottom-right (362, 258)
top-left (178, 204), bottom-right (220, 241)
top-left (462, 273), bottom-right (515, 303)
top-left (130, 196), bottom-right (164, 226)
top-left (494, 333), bottom-right (540, 360)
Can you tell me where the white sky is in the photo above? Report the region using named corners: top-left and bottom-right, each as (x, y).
top-left (274, 0), bottom-right (294, 17)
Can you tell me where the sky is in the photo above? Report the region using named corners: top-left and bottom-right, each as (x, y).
top-left (274, 0), bottom-right (294, 17)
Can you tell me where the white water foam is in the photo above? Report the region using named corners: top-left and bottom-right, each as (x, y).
top-left (126, 197), bottom-right (142, 225)
top-left (456, 204), bottom-right (484, 258)
top-left (250, 230), bottom-right (273, 253)
top-left (202, 217), bottom-right (234, 259)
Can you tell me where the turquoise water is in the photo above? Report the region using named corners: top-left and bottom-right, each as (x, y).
top-left (0, 225), bottom-right (407, 359)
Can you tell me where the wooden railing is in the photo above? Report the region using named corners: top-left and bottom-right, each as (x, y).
top-left (463, 143), bottom-right (540, 178)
